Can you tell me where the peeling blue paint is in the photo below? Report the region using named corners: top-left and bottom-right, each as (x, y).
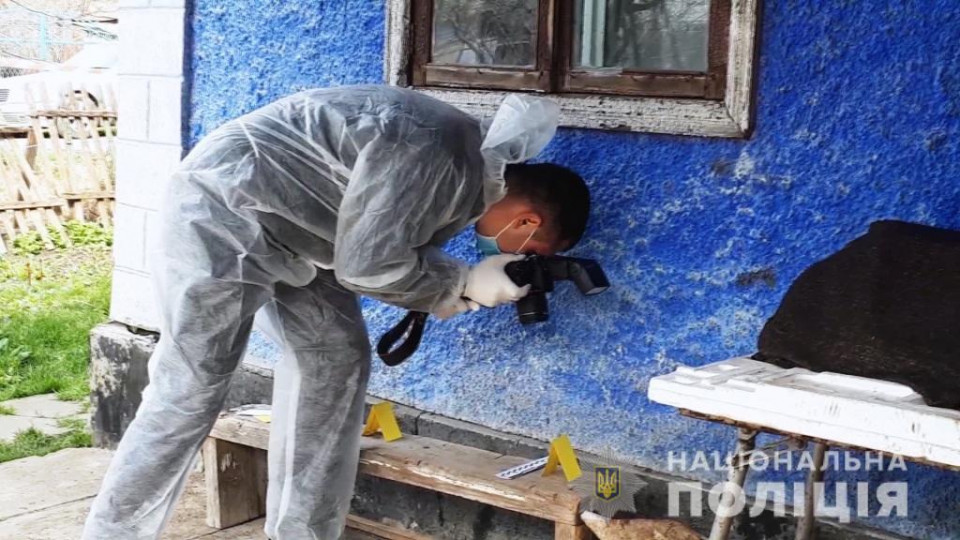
top-left (189, 1), bottom-right (960, 537)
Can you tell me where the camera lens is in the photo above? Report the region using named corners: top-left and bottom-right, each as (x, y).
top-left (516, 292), bottom-right (549, 324)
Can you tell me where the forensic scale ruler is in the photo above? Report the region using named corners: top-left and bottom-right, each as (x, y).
top-left (496, 456), bottom-right (549, 479)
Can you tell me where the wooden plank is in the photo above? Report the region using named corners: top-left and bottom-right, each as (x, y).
top-left (210, 415), bottom-right (584, 525)
top-left (209, 415), bottom-right (271, 450)
top-left (724, 0), bottom-right (761, 136)
top-left (535, 0), bottom-right (556, 92)
top-left (44, 207), bottom-right (69, 247)
top-left (31, 109), bottom-right (117, 119)
top-left (423, 65), bottom-right (547, 93)
top-left (359, 438), bottom-right (582, 525)
top-left (562, 71), bottom-right (712, 99)
top-left (0, 200), bottom-right (66, 211)
top-left (79, 84), bottom-right (110, 182)
top-left (0, 147), bottom-right (38, 243)
top-left (63, 87), bottom-right (97, 190)
top-left (0, 143), bottom-right (21, 200)
top-left (27, 210), bottom-right (53, 248)
top-left (24, 87), bottom-right (71, 218)
top-left (346, 515), bottom-right (434, 540)
top-left (61, 191), bottom-right (114, 201)
top-left (63, 98), bottom-right (113, 224)
top-left (555, 523), bottom-right (592, 540)
top-left (202, 437), bottom-right (267, 529)
top-left (36, 84), bottom-right (83, 221)
top-left (10, 144), bottom-right (54, 249)
top-left (0, 213), bottom-right (16, 247)
top-left (409, 0), bottom-right (432, 86)
top-left (12, 210), bottom-right (32, 239)
top-left (706, 0), bottom-right (733, 100)
top-left (24, 128), bottom-right (38, 169)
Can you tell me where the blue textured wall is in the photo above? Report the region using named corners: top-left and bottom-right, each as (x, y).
top-left (189, 1), bottom-right (960, 537)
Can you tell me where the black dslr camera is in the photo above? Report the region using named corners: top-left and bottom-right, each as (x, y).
top-left (377, 255), bottom-right (610, 366)
top-left (504, 255), bottom-right (610, 324)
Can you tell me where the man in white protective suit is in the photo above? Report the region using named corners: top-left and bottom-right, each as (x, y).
top-left (83, 85), bottom-right (591, 540)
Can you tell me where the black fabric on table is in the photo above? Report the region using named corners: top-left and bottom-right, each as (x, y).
top-left (754, 220), bottom-right (960, 409)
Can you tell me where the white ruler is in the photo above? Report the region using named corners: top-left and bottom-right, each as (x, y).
top-left (496, 456), bottom-right (549, 480)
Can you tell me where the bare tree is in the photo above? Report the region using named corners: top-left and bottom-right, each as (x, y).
top-left (433, 0), bottom-right (537, 66)
top-left (0, 0), bottom-right (116, 72)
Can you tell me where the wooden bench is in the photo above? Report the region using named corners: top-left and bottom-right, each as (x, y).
top-left (204, 413), bottom-right (590, 539)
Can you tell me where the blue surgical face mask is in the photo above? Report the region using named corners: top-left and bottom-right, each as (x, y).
top-left (475, 219), bottom-right (537, 257)
top-left (475, 232), bottom-right (502, 256)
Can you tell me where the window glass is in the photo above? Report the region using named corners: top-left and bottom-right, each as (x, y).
top-left (574, 0), bottom-right (710, 72)
top-left (432, 0), bottom-right (539, 67)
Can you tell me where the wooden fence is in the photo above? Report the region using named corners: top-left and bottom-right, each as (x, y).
top-left (0, 83), bottom-right (116, 254)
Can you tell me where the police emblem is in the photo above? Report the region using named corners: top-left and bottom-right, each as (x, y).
top-left (595, 466), bottom-right (620, 501)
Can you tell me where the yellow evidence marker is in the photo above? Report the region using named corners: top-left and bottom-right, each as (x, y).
top-left (542, 434), bottom-right (582, 482)
top-left (362, 402), bottom-right (403, 442)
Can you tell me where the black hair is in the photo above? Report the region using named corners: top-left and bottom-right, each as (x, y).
top-left (504, 162), bottom-right (591, 250)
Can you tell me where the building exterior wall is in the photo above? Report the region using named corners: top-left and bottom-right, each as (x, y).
top-left (110, 0), bottom-right (187, 331)
top-left (174, 1), bottom-right (960, 537)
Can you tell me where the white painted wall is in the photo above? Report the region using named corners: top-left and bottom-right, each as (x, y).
top-left (110, 0), bottom-right (186, 331)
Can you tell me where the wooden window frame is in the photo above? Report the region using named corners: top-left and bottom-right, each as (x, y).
top-left (411, 0), bottom-right (556, 92)
top-left (557, 0), bottom-right (731, 99)
top-left (386, 0), bottom-right (761, 138)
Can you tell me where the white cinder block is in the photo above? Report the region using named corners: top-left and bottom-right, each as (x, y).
top-left (115, 140), bottom-right (182, 210)
top-left (150, 0), bottom-right (186, 7)
top-left (113, 203), bottom-right (147, 271)
top-left (117, 76), bottom-right (149, 141)
top-left (144, 208), bottom-right (164, 273)
top-left (119, 0), bottom-right (150, 7)
top-left (147, 77), bottom-right (182, 145)
top-left (119, 8), bottom-right (185, 76)
top-left (110, 268), bottom-right (161, 331)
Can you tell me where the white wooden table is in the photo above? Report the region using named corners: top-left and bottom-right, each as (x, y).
top-left (649, 357), bottom-right (960, 540)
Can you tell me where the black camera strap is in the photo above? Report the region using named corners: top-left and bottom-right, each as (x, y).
top-left (376, 311), bottom-right (429, 366)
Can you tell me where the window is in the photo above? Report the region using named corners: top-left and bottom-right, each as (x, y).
top-left (386, 0), bottom-right (760, 137)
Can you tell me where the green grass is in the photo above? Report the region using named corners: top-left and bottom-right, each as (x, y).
top-left (0, 419), bottom-right (93, 464)
top-left (0, 404), bottom-right (14, 415)
top-left (0, 223), bottom-right (111, 461)
top-left (0, 239), bottom-right (112, 402)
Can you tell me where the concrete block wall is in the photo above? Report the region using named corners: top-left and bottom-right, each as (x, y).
top-left (111, 0), bottom-right (187, 331)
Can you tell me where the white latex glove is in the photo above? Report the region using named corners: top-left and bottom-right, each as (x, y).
top-left (464, 254), bottom-right (531, 308)
top-left (432, 297), bottom-right (481, 321)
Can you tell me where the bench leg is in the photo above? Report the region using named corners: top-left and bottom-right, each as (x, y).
top-left (203, 437), bottom-right (267, 529)
top-left (795, 442), bottom-right (827, 540)
top-left (555, 522), bottom-right (592, 540)
top-left (708, 428), bottom-right (757, 540)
